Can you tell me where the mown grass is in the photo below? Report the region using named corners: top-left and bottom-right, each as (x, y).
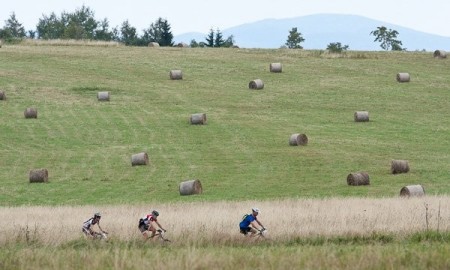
top-left (1, 46), bottom-right (449, 205)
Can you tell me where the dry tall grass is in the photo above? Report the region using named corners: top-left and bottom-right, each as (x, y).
top-left (1, 197), bottom-right (448, 246)
top-left (19, 39), bottom-right (122, 47)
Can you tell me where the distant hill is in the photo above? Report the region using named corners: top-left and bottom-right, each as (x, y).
top-left (174, 14), bottom-right (450, 51)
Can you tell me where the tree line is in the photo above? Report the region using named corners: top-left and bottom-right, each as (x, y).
top-left (0, 5), bottom-right (403, 51)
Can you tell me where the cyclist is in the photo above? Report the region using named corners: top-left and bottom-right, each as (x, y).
top-left (239, 207), bottom-right (266, 236)
top-left (82, 212), bottom-right (107, 238)
top-left (139, 210), bottom-right (167, 240)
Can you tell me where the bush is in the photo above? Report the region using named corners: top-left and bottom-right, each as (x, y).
top-left (327, 42), bottom-right (349, 53)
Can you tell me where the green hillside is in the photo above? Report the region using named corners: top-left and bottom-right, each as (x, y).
top-left (1, 45), bottom-right (449, 205)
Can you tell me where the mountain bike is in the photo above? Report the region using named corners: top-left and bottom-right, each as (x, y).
top-left (155, 229), bottom-right (170, 242)
top-left (93, 231), bottom-right (108, 240)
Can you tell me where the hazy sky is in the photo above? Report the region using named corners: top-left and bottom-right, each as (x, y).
top-left (1, 0), bottom-right (450, 37)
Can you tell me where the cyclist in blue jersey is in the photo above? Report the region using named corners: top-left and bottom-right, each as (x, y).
top-left (239, 207), bottom-right (266, 236)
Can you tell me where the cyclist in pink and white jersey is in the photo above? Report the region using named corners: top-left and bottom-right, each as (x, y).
top-left (138, 210), bottom-right (166, 239)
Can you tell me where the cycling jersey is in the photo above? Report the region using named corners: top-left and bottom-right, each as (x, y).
top-left (239, 214), bottom-right (257, 229)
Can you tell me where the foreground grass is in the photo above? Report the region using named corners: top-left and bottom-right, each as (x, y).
top-left (1, 232), bottom-right (450, 270)
top-left (1, 46), bottom-right (450, 205)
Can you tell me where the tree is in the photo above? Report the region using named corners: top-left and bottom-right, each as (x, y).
top-left (285, 27), bottom-right (305, 49)
top-left (95, 19), bottom-right (114, 41)
top-left (2, 12), bottom-right (26, 39)
top-left (326, 42), bottom-right (349, 53)
top-left (214, 28), bottom-right (225, 47)
top-left (205, 28), bottom-right (214, 47)
top-left (142, 18), bottom-right (174, 46)
top-left (120, 20), bottom-right (137, 45)
top-left (370, 26), bottom-right (403, 51)
top-left (36, 6), bottom-right (113, 41)
top-left (36, 12), bottom-right (65, 39)
top-left (223, 35), bottom-right (235, 48)
top-left (65, 5), bottom-right (98, 39)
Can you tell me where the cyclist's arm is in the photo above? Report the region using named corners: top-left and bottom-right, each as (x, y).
top-left (256, 220), bottom-right (265, 229)
top-left (97, 222), bottom-right (106, 233)
top-left (155, 221), bottom-right (165, 231)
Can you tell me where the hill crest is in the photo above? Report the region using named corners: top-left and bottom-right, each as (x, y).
top-left (174, 14), bottom-right (450, 51)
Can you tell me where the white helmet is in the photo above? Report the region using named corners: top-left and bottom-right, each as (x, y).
top-left (252, 207), bottom-right (260, 213)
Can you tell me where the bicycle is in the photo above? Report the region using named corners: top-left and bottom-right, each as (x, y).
top-left (256, 228), bottom-right (267, 239)
top-left (93, 231), bottom-right (108, 240)
top-left (155, 229), bottom-right (171, 242)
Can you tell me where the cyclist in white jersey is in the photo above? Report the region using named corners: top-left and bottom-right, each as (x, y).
top-left (82, 212), bottom-right (107, 238)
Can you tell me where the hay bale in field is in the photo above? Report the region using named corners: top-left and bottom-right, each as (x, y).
top-left (190, 113), bottom-right (207, 125)
top-left (148, 42), bottom-right (160, 47)
top-left (131, 152), bottom-right (149, 166)
top-left (169, 70), bottom-right (183, 80)
top-left (391, 160), bottom-right (409, 174)
top-left (396, 73), bottom-right (410, 82)
top-left (289, 133), bottom-right (308, 146)
top-left (29, 169), bottom-right (48, 183)
top-left (433, 50), bottom-right (447, 59)
top-left (177, 42), bottom-right (189, 48)
top-left (270, 63), bottom-right (282, 73)
top-left (24, 108), bottom-right (37, 118)
top-left (249, 79), bottom-right (264, 89)
top-left (400, 184), bottom-right (425, 197)
top-left (0, 90), bottom-right (5, 100)
top-left (97, 91), bottom-right (110, 101)
top-left (179, 179), bottom-right (202, 196)
top-left (354, 111), bottom-right (369, 122)
top-left (347, 172), bottom-right (370, 186)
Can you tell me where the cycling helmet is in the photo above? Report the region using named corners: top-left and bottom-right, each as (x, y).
top-left (94, 212), bottom-right (101, 217)
top-left (152, 210), bottom-right (159, 217)
top-left (252, 207), bottom-right (260, 213)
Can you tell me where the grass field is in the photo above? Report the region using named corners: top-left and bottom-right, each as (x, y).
top-left (0, 43), bottom-right (450, 269)
top-left (1, 45), bottom-right (450, 205)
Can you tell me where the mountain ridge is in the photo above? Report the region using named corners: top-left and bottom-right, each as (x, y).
top-left (174, 14), bottom-right (450, 51)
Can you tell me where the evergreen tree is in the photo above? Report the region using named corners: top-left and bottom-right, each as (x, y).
top-left (285, 27), bottom-right (305, 49)
top-left (205, 28), bottom-right (214, 47)
top-left (214, 28), bottom-right (225, 47)
top-left (3, 12), bottom-right (26, 39)
top-left (142, 18), bottom-right (174, 46)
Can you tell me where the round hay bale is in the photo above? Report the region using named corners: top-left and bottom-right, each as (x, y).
top-left (391, 160), bottom-right (409, 174)
top-left (270, 63), bottom-right (282, 73)
top-left (190, 113), bottom-right (207, 125)
top-left (97, 91), bottom-right (110, 101)
top-left (433, 50), bottom-right (447, 59)
top-left (347, 172), bottom-right (370, 186)
top-left (177, 42), bottom-right (189, 48)
top-left (396, 73), bottom-right (410, 83)
top-left (170, 70), bottom-right (183, 80)
top-left (354, 111), bottom-right (369, 122)
top-left (29, 169), bottom-right (48, 183)
top-left (400, 184), bottom-right (425, 197)
top-left (179, 179), bottom-right (202, 196)
top-left (24, 108), bottom-right (37, 119)
top-left (249, 79), bottom-right (264, 90)
top-left (148, 42), bottom-right (160, 47)
top-left (289, 133), bottom-right (308, 146)
top-left (0, 90), bottom-right (5, 100)
top-left (131, 152), bottom-right (149, 166)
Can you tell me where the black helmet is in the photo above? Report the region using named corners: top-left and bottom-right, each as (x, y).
top-left (152, 210), bottom-right (159, 217)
